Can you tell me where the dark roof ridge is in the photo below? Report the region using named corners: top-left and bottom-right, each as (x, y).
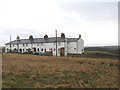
top-left (13, 37), bottom-right (67, 40)
top-left (5, 37), bottom-right (81, 45)
top-left (16, 37), bottom-right (79, 40)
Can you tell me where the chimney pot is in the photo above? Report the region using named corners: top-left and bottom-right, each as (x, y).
top-left (79, 34), bottom-right (81, 39)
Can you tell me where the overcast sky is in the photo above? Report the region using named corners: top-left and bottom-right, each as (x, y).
top-left (0, 0), bottom-right (118, 46)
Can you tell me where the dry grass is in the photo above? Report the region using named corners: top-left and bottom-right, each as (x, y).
top-left (0, 53), bottom-right (2, 89)
top-left (2, 53), bottom-right (119, 88)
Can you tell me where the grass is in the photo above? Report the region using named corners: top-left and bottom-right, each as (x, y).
top-left (2, 53), bottom-right (119, 88)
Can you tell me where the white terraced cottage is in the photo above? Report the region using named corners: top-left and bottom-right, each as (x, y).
top-left (5, 33), bottom-right (84, 56)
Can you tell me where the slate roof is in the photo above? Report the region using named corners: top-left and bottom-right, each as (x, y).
top-left (5, 37), bottom-right (79, 45)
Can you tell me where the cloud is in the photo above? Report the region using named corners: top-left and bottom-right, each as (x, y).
top-left (60, 2), bottom-right (118, 22)
top-left (0, 0), bottom-right (118, 46)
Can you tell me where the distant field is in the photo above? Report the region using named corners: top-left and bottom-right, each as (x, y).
top-left (68, 50), bottom-right (118, 60)
top-left (84, 46), bottom-right (119, 54)
top-left (2, 54), bottom-right (119, 88)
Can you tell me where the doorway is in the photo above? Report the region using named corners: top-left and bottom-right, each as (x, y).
top-left (60, 48), bottom-right (65, 56)
top-left (33, 48), bottom-right (36, 52)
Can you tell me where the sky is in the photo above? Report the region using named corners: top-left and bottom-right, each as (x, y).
top-left (0, 0), bottom-right (119, 46)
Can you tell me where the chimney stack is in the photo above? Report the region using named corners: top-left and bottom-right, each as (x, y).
top-left (61, 33), bottom-right (65, 38)
top-left (44, 34), bottom-right (48, 39)
top-left (16, 35), bottom-right (20, 41)
top-left (79, 34), bottom-right (81, 39)
top-left (29, 35), bottom-right (34, 40)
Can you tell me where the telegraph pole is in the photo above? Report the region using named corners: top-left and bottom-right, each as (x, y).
top-left (56, 30), bottom-right (57, 56)
top-left (10, 35), bottom-right (11, 52)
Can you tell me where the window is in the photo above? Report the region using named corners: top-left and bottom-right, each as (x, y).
top-left (26, 44), bottom-right (28, 46)
top-left (37, 43), bottom-right (39, 46)
top-left (58, 42), bottom-right (61, 45)
top-left (82, 49), bottom-right (84, 52)
top-left (68, 42), bottom-right (70, 44)
top-left (44, 49), bottom-right (46, 52)
top-left (32, 44), bottom-right (34, 46)
top-left (49, 48), bottom-right (53, 51)
top-left (54, 48), bottom-right (55, 51)
top-left (41, 48), bottom-right (43, 51)
top-left (23, 44), bottom-right (24, 46)
top-left (58, 49), bottom-right (60, 54)
top-left (37, 48), bottom-right (39, 51)
top-left (23, 49), bottom-right (24, 52)
top-left (13, 44), bottom-right (14, 46)
top-left (19, 49), bottom-right (22, 52)
top-left (41, 43), bottom-right (43, 45)
top-left (74, 48), bottom-right (76, 51)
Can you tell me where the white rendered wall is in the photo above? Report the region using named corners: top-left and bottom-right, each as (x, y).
top-left (33, 42), bottom-right (66, 56)
top-left (77, 38), bottom-right (84, 54)
top-left (67, 38), bottom-right (84, 54)
top-left (5, 39), bottom-right (84, 55)
top-left (67, 42), bottom-right (77, 53)
top-left (5, 42), bottom-right (67, 56)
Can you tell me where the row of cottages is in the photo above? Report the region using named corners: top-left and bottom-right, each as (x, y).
top-left (5, 33), bottom-right (84, 56)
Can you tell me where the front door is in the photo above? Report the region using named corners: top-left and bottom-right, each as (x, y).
top-left (33, 48), bottom-right (36, 52)
top-left (60, 48), bottom-right (65, 56)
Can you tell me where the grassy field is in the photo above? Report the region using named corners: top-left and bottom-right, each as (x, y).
top-left (2, 53), bottom-right (119, 88)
